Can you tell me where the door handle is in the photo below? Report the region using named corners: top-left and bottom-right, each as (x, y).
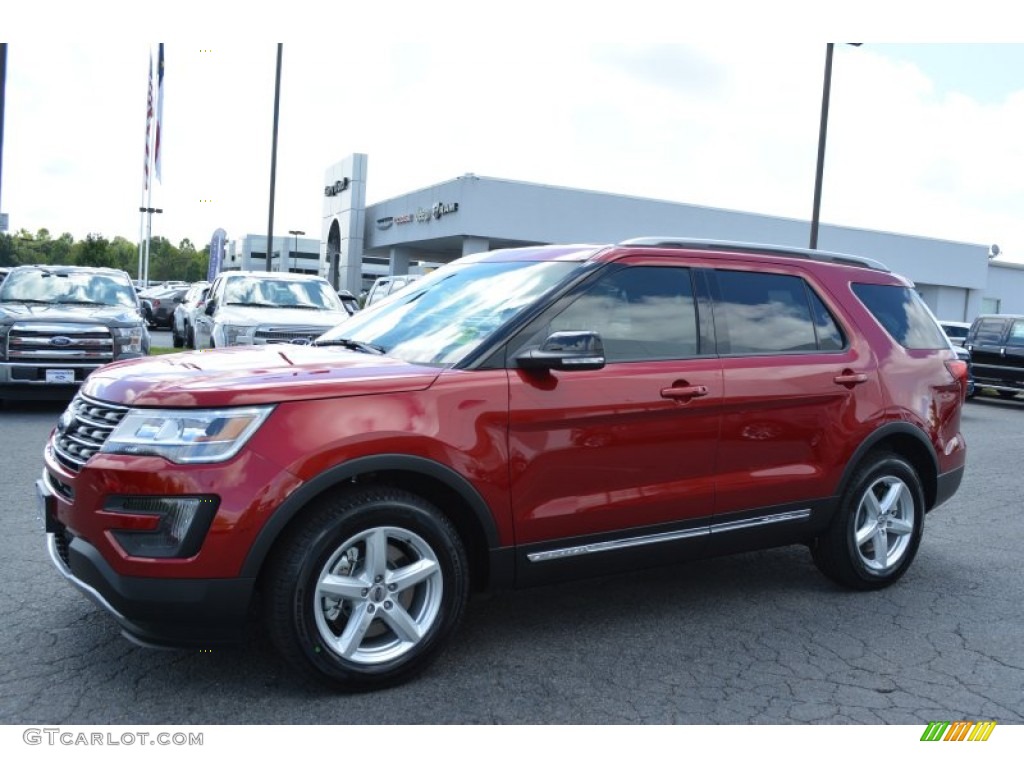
top-left (834, 371), bottom-right (868, 387)
top-left (661, 384), bottom-right (709, 401)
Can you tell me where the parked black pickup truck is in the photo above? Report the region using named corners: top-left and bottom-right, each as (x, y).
top-left (965, 314), bottom-right (1024, 399)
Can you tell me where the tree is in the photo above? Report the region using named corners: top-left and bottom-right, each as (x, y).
top-left (74, 233), bottom-right (112, 267)
top-left (0, 234), bottom-right (17, 267)
top-left (108, 237), bottom-right (138, 274)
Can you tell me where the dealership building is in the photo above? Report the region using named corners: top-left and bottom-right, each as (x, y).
top-left (224, 153), bottom-right (1024, 321)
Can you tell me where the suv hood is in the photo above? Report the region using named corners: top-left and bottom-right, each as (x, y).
top-left (82, 345), bottom-right (444, 408)
top-left (213, 305), bottom-right (350, 327)
top-left (0, 303), bottom-right (143, 325)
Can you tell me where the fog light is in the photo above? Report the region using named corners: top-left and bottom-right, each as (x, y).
top-left (105, 495), bottom-right (218, 558)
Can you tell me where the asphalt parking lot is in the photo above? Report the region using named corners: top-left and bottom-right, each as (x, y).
top-left (1, 385), bottom-right (1022, 725)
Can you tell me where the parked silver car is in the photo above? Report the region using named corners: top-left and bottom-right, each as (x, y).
top-left (192, 272), bottom-right (350, 349)
top-left (171, 281), bottom-right (210, 348)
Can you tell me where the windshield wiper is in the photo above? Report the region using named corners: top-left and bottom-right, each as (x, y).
top-left (226, 301), bottom-right (279, 307)
top-left (313, 338), bottom-right (386, 355)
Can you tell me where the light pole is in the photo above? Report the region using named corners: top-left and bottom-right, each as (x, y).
top-left (288, 229), bottom-right (304, 272)
top-left (139, 206), bottom-right (163, 285)
top-left (809, 43), bottom-right (860, 250)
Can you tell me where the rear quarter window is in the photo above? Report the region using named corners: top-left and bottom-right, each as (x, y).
top-left (851, 283), bottom-right (948, 349)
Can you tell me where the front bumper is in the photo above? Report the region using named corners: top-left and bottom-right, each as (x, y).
top-left (40, 476), bottom-right (255, 647)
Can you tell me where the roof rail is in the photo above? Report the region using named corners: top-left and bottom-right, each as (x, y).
top-left (618, 237), bottom-right (890, 272)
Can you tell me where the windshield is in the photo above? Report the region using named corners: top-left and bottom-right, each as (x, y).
top-left (0, 269), bottom-right (138, 307)
top-left (318, 259), bottom-right (580, 365)
top-left (223, 275), bottom-right (343, 310)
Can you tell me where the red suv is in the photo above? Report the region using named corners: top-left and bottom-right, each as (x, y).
top-left (38, 239), bottom-right (967, 690)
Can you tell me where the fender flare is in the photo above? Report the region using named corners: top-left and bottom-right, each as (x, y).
top-left (837, 422), bottom-right (940, 506)
top-left (240, 453), bottom-right (501, 579)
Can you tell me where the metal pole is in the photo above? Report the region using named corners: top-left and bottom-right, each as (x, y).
top-left (809, 43), bottom-right (834, 250)
top-left (0, 44), bottom-right (7, 224)
top-left (288, 229), bottom-right (304, 272)
top-left (266, 44), bottom-right (282, 271)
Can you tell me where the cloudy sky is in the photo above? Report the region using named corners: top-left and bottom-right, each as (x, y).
top-left (5, 3), bottom-right (1024, 265)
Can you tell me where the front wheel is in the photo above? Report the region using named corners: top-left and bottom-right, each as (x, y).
top-left (264, 486), bottom-right (469, 691)
top-left (812, 453), bottom-right (925, 590)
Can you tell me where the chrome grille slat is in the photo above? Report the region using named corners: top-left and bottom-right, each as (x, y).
top-left (8, 322), bottom-right (115, 365)
top-left (51, 393), bottom-right (130, 473)
top-left (253, 326), bottom-right (331, 344)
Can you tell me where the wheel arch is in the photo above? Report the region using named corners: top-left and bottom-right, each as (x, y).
top-left (837, 423), bottom-right (939, 511)
top-left (242, 454), bottom-right (509, 590)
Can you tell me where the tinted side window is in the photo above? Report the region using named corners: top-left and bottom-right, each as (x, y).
top-left (851, 283), bottom-right (948, 349)
top-left (970, 318), bottom-right (1008, 344)
top-left (807, 289), bottom-right (845, 351)
top-left (1009, 320), bottom-right (1024, 346)
top-left (713, 271), bottom-right (820, 354)
top-left (550, 266), bottom-right (698, 362)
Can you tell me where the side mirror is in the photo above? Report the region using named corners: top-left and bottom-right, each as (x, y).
top-left (204, 300), bottom-right (216, 316)
top-left (516, 331), bottom-right (606, 372)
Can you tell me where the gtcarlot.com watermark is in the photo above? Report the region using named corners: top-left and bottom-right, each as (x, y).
top-left (23, 728), bottom-right (203, 747)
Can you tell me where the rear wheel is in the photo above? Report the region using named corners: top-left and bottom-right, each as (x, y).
top-left (812, 453), bottom-right (925, 590)
top-left (171, 324), bottom-right (184, 348)
top-left (264, 486), bottom-right (469, 691)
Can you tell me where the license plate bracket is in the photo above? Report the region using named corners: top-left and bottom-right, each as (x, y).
top-left (45, 369), bottom-right (75, 384)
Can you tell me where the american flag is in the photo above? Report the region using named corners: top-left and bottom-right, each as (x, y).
top-left (143, 54), bottom-right (153, 190)
top-left (155, 44), bottom-right (164, 183)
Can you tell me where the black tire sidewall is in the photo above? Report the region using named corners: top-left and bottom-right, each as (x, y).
top-left (273, 489), bottom-right (468, 689)
top-left (816, 453), bottom-right (926, 590)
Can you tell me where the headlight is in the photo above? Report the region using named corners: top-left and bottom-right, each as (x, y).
top-left (111, 324), bottom-right (145, 354)
top-left (220, 324), bottom-right (256, 346)
top-left (101, 406), bottom-right (274, 463)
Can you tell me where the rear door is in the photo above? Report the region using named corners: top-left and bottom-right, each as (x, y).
top-left (707, 267), bottom-right (882, 530)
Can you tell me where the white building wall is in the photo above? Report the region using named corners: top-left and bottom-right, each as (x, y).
top-left (364, 176), bottom-right (990, 301)
top-left (983, 262), bottom-right (1024, 315)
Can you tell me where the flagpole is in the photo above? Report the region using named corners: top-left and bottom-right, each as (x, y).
top-left (138, 51), bottom-right (153, 284)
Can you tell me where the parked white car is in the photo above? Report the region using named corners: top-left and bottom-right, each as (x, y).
top-left (192, 272), bottom-right (350, 349)
top-left (171, 281), bottom-right (210, 348)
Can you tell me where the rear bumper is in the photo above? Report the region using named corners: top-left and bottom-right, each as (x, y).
top-left (934, 464), bottom-right (965, 510)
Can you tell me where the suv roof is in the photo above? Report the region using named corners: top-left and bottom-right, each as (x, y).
top-left (618, 237), bottom-right (891, 271)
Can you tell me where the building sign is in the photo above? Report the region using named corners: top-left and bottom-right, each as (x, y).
top-left (413, 202), bottom-right (460, 223)
top-left (376, 217), bottom-right (394, 230)
top-left (394, 214), bottom-right (414, 225)
top-left (432, 201), bottom-right (459, 219)
top-left (324, 178), bottom-right (350, 197)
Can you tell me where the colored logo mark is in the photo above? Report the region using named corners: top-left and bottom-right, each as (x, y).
top-left (920, 720), bottom-right (997, 742)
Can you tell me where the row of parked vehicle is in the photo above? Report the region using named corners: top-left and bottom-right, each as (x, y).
top-left (137, 274), bottom-right (363, 351)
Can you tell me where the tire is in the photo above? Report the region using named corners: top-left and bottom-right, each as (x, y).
top-left (171, 324), bottom-right (184, 348)
top-left (186, 324), bottom-right (195, 349)
top-left (264, 486), bottom-right (469, 691)
top-left (812, 453), bottom-right (925, 590)
top-left (997, 390), bottom-right (1018, 400)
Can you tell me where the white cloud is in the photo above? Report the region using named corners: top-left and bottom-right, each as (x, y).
top-left (4, 31), bottom-right (1024, 263)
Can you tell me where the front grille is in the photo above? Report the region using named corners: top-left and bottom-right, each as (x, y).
top-left (53, 526), bottom-right (73, 567)
top-left (253, 326), bottom-right (331, 345)
top-left (6, 322), bottom-right (114, 365)
top-left (52, 393), bottom-right (130, 474)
